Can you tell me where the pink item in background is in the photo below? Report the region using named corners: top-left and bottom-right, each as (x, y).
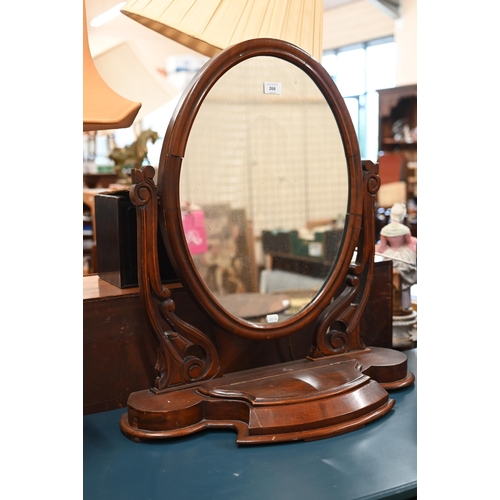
top-left (182, 210), bottom-right (207, 254)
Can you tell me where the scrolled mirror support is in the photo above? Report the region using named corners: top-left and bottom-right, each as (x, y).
top-left (309, 160), bottom-right (378, 357)
top-left (130, 166), bottom-right (220, 391)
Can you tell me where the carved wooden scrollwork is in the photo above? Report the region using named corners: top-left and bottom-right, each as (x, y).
top-left (130, 165), bottom-right (220, 391)
top-left (309, 160), bottom-right (378, 358)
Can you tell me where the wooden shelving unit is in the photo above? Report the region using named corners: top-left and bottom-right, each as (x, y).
top-left (377, 84), bottom-right (417, 155)
top-left (377, 84), bottom-right (417, 204)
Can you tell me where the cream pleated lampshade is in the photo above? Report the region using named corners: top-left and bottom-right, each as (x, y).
top-left (120, 0), bottom-right (323, 61)
top-left (83, 1), bottom-right (141, 131)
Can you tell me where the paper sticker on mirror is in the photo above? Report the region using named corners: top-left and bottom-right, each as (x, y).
top-left (263, 82), bottom-right (282, 95)
top-left (266, 314), bottom-right (279, 323)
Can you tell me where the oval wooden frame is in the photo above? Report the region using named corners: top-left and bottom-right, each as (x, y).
top-left (158, 38), bottom-right (362, 341)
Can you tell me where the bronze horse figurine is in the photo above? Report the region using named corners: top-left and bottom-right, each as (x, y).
top-left (109, 129), bottom-right (159, 183)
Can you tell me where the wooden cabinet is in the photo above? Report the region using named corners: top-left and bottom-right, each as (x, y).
top-left (377, 84), bottom-right (417, 156)
top-left (377, 84), bottom-right (417, 203)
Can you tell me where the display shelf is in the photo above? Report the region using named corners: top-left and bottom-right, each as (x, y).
top-left (377, 84), bottom-right (417, 203)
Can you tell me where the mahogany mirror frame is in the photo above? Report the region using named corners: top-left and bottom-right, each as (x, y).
top-left (158, 37), bottom-right (362, 340)
top-left (121, 38), bottom-right (414, 445)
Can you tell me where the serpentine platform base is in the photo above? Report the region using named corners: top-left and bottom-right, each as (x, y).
top-left (120, 347), bottom-right (414, 445)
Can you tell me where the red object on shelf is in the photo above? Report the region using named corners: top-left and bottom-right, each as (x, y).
top-left (378, 153), bottom-right (405, 185)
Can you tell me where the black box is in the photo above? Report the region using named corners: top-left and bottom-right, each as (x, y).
top-left (95, 190), bottom-right (178, 288)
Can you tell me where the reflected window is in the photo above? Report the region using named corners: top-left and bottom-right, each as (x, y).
top-left (323, 37), bottom-right (396, 161)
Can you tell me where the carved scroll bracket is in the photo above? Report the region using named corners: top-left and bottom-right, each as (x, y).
top-left (130, 166), bottom-right (220, 392)
top-left (310, 160), bottom-right (379, 358)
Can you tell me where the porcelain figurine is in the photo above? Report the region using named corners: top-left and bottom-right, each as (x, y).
top-left (375, 203), bottom-right (417, 313)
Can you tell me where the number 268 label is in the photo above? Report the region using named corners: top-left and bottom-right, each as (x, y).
top-left (263, 82), bottom-right (282, 95)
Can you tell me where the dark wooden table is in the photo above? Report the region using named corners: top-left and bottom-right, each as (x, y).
top-left (214, 292), bottom-right (290, 319)
top-left (83, 349), bottom-right (416, 500)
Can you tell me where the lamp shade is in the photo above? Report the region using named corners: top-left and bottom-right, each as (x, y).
top-left (120, 0), bottom-right (323, 61)
top-left (93, 41), bottom-right (180, 122)
top-left (83, 1), bottom-right (141, 131)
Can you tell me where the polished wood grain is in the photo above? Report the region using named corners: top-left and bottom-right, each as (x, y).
top-left (121, 352), bottom-right (397, 444)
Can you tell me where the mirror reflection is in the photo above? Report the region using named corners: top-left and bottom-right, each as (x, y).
top-left (180, 55), bottom-right (349, 324)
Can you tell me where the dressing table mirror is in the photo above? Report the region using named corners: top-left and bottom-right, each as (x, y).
top-left (120, 38), bottom-right (414, 444)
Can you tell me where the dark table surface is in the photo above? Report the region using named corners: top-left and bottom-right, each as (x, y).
top-left (83, 349), bottom-right (417, 500)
